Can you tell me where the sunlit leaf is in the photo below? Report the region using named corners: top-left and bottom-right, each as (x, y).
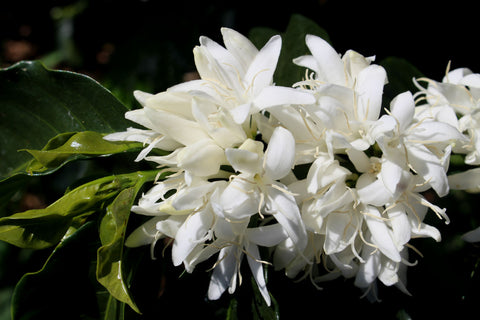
top-left (0, 171), bottom-right (157, 249)
top-left (21, 131), bottom-right (143, 175)
top-left (97, 185), bottom-right (145, 314)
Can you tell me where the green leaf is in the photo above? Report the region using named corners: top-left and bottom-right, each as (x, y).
top-left (21, 131), bottom-right (143, 176)
top-left (251, 274), bottom-right (279, 320)
top-left (249, 14), bottom-right (330, 87)
top-left (96, 184), bottom-right (145, 314)
top-left (0, 60), bottom-right (132, 181)
top-left (0, 170), bottom-right (156, 249)
top-left (11, 221), bottom-right (101, 320)
top-left (226, 298), bottom-right (239, 320)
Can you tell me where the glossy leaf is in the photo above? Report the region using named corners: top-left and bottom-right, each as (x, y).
top-left (0, 171), bottom-right (157, 249)
top-left (0, 60), bottom-right (132, 182)
top-left (249, 14), bottom-right (330, 87)
top-left (97, 185), bottom-right (144, 314)
top-left (21, 131), bottom-right (143, 176)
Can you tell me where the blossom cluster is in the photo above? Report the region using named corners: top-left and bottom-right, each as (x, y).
top-left (105, 28), bottom-right (479, 304)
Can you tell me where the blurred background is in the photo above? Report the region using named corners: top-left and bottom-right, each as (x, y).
top-left (2, 0), bottom-right (479, 106)
top-left (1, 1), bottom-right (479, 319)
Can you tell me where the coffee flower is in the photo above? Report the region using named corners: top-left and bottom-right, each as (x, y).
top-left (105, 27), bottom-right (474, 305)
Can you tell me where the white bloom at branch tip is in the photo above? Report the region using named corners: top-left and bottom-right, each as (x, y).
top-left (102, 26), bottom-right (480, 304)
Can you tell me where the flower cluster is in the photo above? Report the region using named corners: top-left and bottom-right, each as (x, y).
top-left (105, 28), bottom-right (476, 304)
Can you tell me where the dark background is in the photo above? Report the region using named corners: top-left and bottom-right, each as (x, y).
top-left (2, 0), bottom-right (478, 97)
top-left (1, 1), bottom-right (479, 319)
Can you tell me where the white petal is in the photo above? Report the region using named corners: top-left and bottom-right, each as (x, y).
top-left (324, 212), bottom-right (359, 254)
top-left (207, 246), bottom-right (238, 300)
top-left (407, 143), bottom-right (449, 197)
top-left (246, 223), bottom-right (288, 247)
top-left (245, 242), bottom-right (271, 306)
top-left (229, 103), bottom-right (251, 124)
top-left (177, 139), bottom-right (226, 176)
top-left (155, 215), bottom-right (186, 239)
top-left (172, 208), bottom-right (214, 266)
top-left (356, 177), bottom-right (392, 206)
top-left (264, 126), bottom-right (295, 180)
top-left (266, 185), bottom-right (307, 251)
top-left (305, 34), bottom-right (345, 85)
top-left (462, 226), bottom-right (480, 242)
top-left (221, 27), bottom-right (258, 73)
top-left (172, 181), bottom-right (221, 211)
top-left (355, 65), bottom-right (386, 121)
top-left (220, 176), bottom-right (260, 220)
top-left (380, 159), bottom-right (406, 197)
top-left (133, 90), bottom-right (154, 107)
top-left (354, 245), bottom-right (381, 288)
top-left (244, 35), bottom-right (281, 96)
top-left (146, 91), bottom-right (195, 120)
top-left (410, 121), bottom-right (466, 144)
top-left (378, 258), bottom-right (399, 287)
top-left (363, 205), bottom-right (401, 262)
top-left (410, 223), bottom-right (441, 241)
top-left (448, 168), bottom-right (480, 191)
top-left (225, 148), bottom-right (262, 175)
top-left (293, 54), bottom-right (318, 72)
top-left (124, 217), bottom-right (164, 247)
top-left (390, 91), bottom-right (415, 133)
top-left (144, 108), bottom-right (210, 145)
top-left (253, 86), bottom-right (315, 110)
top-left (387, 205), bottom-right (411, 246)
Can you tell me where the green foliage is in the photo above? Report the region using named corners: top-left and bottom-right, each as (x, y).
top-left (0, 61), bottom-right (132, 181)
top-left (0, 171), bottom-right (156, 249)
top-left (21, 131), bottom-right (142, 176)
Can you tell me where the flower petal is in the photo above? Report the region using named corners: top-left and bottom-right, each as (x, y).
top-left (172, 208), bottom-right (214, 266)
top-left (355, 64), bottom-right (386, 121)
top-left (221, 27), bottom-right (258, 73)
top-left (253, 86), bottom-right (315, 110)
top-left (305, 34), bottom-right (345, 85)
top-left (264, 126), bottom-right (296, 180)
top-left (390, 91), bottom-right (415, 133)
top-left (363, 205), bottom-right (401, 262)
top-left (207, 246), bottom-right (238, 300)
top-left (144, 108), bottom-right (210, 145)
top-left (245, 242), bottom-right (271, 306)
top-left (246, 223), bottom-right (288, 247)
top-left (177, 139), bottom-right (226, 176)
top-left (225, 148), bottom-right (262, 175)
top-left (266, 185), bottom-right (307, 251)
top-left (244, 35), bottom-right (281, 96)
top-left (448, 168), bottom-right (480, 191)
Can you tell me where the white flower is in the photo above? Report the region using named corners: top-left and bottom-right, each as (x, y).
top-left (170, 27), bottom-right (315, 126)
top-left (198, 218), bottom-right (288, 306)
top-left (371, 91), bottom-right (465, 197)
top-left (288, 34), bottom-right (388, 160)
top-left (217, 126), bottom-right (308, 251)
